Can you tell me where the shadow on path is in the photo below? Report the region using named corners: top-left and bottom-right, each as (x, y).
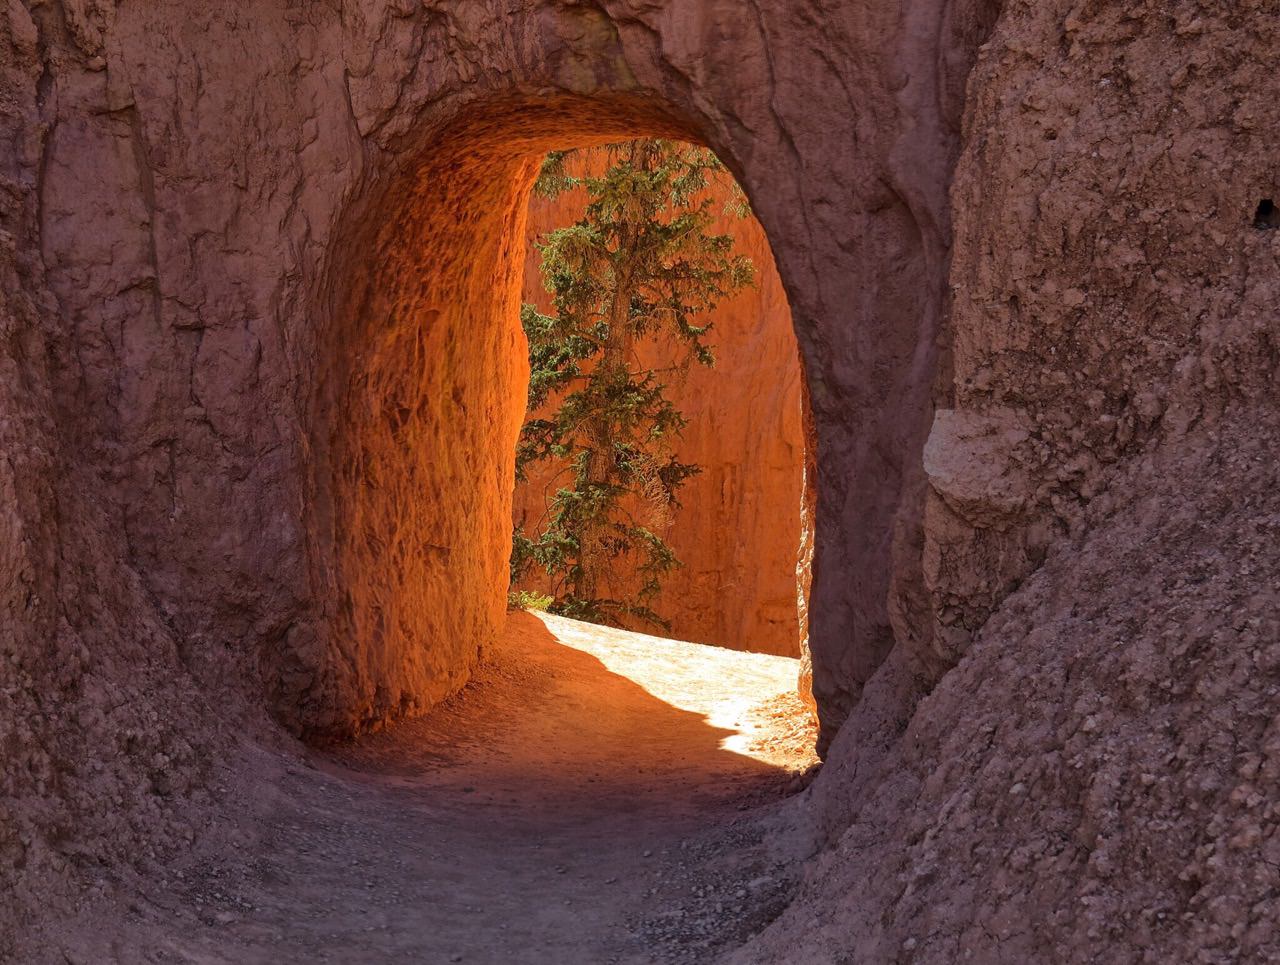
top-left (329, 610), bottom-right (800, 819)
top-left (53, 611), bottom-right (816, 964)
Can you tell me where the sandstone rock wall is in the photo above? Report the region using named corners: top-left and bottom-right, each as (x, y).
top-left (0, 6), bottom-right (227, 942)
top-left (0, 0), bottom-right (997, 945)
top-left (745, 2), bottom-right (1280, 960)
top-left (514, 150), bottom-right (805, 656)
top-left (911, 0), bottom-right (1280, 682)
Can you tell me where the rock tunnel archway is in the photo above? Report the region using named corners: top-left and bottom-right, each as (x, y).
top-left (19, 0), bottom-right (981, 760)
top-left (268, 78), bottom-right (939, 752)
top-left (279, 94), bottom-right (814, 739)
top-left (0, 0), bottom-right (1014, 948)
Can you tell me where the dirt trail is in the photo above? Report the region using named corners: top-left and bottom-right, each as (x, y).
top-left (45, 611), bottom-right (817, 964)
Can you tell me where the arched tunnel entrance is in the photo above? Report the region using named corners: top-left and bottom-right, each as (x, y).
top-left (279, 94), bottom-right (822, 750)
top-left (1, 2), bottom-right (1000, 959)
top-left (248, 98), bottom-right (827, 962)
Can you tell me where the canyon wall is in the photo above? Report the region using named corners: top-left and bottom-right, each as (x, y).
top-left (741, 1), bottom-right (1280, 961)
top-left (9, 0), bottom-right (1279, 961)
top-left (513, 150), bottom-right (805, 656)
top-left (3, 1), bottom-right (993, 940)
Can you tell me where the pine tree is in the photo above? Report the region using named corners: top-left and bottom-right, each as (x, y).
top-left (512, 140), bottom-right (755, 628)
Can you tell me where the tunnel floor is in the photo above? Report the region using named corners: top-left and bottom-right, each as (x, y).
top-left (59, 612), bottom-right (818, 964)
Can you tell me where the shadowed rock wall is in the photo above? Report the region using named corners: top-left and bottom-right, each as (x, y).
top-left (919, 0), bottom-right (1280, 675)
top-left (743, 3), bottom-right (1280, 961)
top-left (0, 0), bottom-right (992, 947)
top-left (514, 149), bottom-right (805, 657)
top-left (6, 0), bottom-right (1280, 960)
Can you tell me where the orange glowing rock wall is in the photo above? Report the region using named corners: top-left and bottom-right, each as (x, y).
top-left (512, 149), bottom-right (805, 657)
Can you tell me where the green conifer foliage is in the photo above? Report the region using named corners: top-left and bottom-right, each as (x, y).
top-left (511, 140), bottom-right (755, 628)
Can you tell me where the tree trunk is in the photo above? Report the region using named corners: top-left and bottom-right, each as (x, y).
top-left (575, 258), bottom-right (636, 609)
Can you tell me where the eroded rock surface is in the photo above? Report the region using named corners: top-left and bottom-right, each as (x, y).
top-left (3, 0), bottom-right (1277, 961)
top-left (739, 408), bottom-right (1280, 964)
top-left (910, 0), bottom-right (1280, 681)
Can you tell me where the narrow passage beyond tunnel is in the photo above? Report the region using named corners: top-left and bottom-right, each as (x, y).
top-left (510, 142), bottom-right (807, 657)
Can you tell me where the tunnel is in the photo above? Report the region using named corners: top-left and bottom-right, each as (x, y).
top-left (275, 94), bottom-right (820, 742)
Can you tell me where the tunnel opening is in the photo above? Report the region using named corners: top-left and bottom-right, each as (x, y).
top-left (509, 140), bottom-right (809, 659)
top-left (294, 94), bottom-right (817, 759)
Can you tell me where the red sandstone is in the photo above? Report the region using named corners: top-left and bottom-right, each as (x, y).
top-left (1, 1), bottom-right (1277, 962)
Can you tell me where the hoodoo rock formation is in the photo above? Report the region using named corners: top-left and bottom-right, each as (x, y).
top-left (2, 0), bottom-right (1278, 962)
top-left (513, 148), bottom-right (806, 656)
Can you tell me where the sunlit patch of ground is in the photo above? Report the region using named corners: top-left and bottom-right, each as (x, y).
top-left (531, 612), bottom-right (819, 774)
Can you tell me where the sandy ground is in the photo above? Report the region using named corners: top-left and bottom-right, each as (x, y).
top-left (39, 611), bottom-right (818, 964)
